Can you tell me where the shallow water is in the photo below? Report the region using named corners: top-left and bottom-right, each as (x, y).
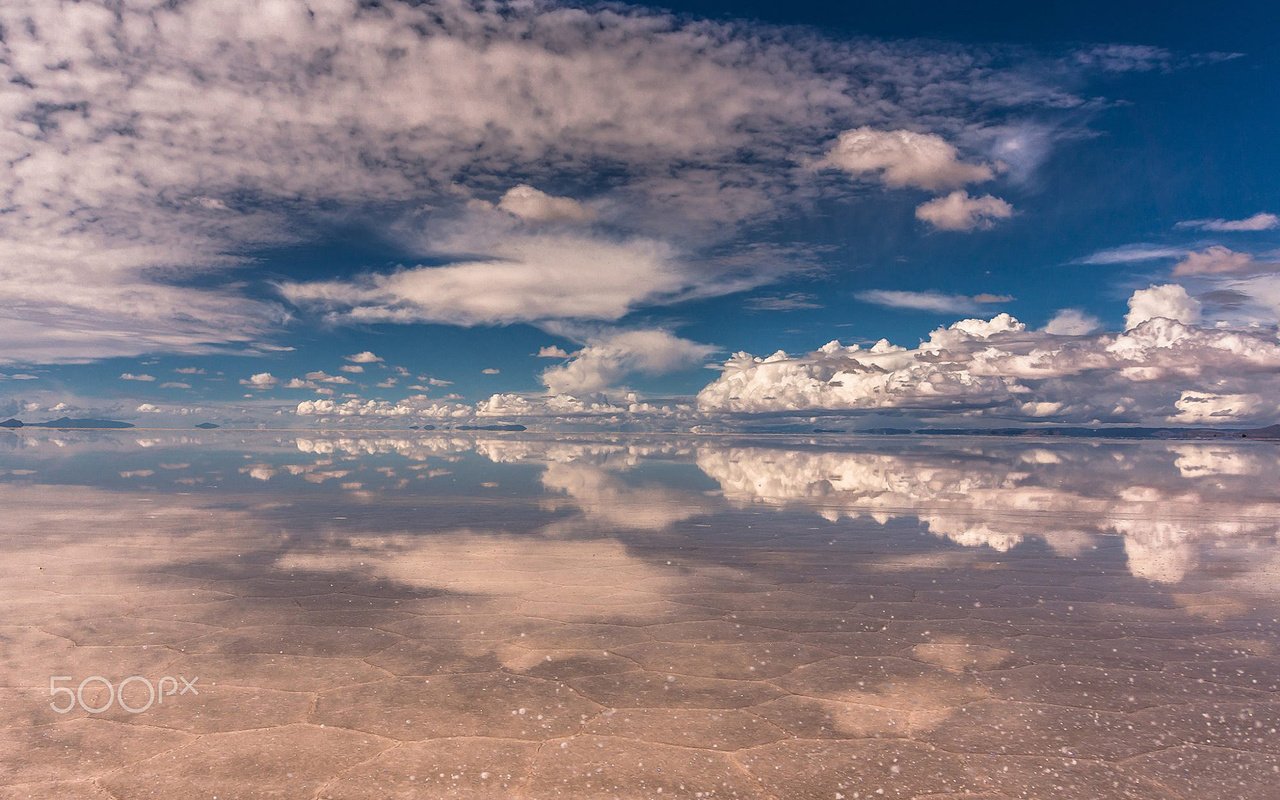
top-left (2, 431), bottom-right (1278, 799)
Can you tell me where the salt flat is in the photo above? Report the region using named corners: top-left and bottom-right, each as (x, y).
top-left (2, 431), bottom-right (1277, 799)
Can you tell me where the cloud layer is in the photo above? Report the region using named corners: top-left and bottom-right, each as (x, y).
top-left (698, 286), bottom-right (1280, 424)
top-left (1, 0), bottom-right (1105, 364)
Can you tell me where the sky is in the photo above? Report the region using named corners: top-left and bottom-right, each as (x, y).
top-left (2, 0), bottom-right (1279, 428)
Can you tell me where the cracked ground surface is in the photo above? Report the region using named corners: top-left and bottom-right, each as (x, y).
top-left (1, 432), bottom-right (1278, 798)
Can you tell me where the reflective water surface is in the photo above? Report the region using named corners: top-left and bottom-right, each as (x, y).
top-left (2, 431), bottom-right (1278, 799)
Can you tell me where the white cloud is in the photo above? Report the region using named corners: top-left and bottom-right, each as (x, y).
top-left (0, 1), bottom-right (1128, 366)
top-left (481, 368), bottom-right (501, 375)
top-left (541, 329), bottom-right (718, 395)
top-left (914, 191), bottom-right (1013, 231)
top-left (174, 367), bottom-right (206, 375)
top-left (240, 372), bottom-right (278, 389)
top-left (1042, 308), bottom-right (1101, 336)
top-left (345, 351), bottom-right (383, 364)
top-left (296, 396), bottom-right (471, 420)
top-left (135, 403), bottom-right (162, 413)
top-left (339, 365), bottom-right (365, 374)
top-left (120, 373), bottom-right (156, 382)
top-left (820, 128), bottom-right (993, 190)
top-left (698, 286), bottom-right (1280, 424)
top-left (281, 232), bottom-right (703, 326)
top-left (1172, 246), bottom-right (1274, 277)
top-left (1125, 283), bottom-right (1201, 329)
top-left (160, 381), bottom-right (192, 389)
top-left (494, 185), bottom-right (595, 223)
top-left (856, 289), bottom-right (1012, 314)
top-left (537, 346), bottom-right (570, 359)
top-left (304, 371), bottom-right (352, 385)
top-left (1176, 212), bottom-right (1279, 232)
top-left (1078, 244), bottom-right (1187, 265)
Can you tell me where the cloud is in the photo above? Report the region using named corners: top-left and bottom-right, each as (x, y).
top-left (174, 367), bottom-right (206, 375)
top-left (698, 285), bottom-right (1280, 424)
top-left (135, 403), bottom-right (162, 414)
top-left (303, 371), bottom-right (352, 385)
top-left (493, 185), bottom-right (596, 224)
top-left (0, 0), bottom-right (1163, 364)
top-left (855, 289), bottom-right (1012, 313)
top-left (1078, 244), bottom-right (1187, 265)
top-left (281, 232), bottom-right (717, 326)
top-left (914, 191), bottom-right (1014, 231)
top-left (541, 329), bottom-right (718, 395)
top-left (481, 368), bottom-right (501, 375)
top-left (744, 293), bottom-right (823, 311)
top-left (160, 382), bottom-right (192, 389)
top-left (1176, 213), bottom-right (1279, 232)
top-left (240, 372), bottom-right (278, 389)
top-left (120, 373), bottom-right (156, 382)
top-left (345, 351), bottom-right (383, 364)
top-left (537, 346), bottom-right (571, 359)
top-left (820, 128), bottom-right (993, 190)
top-left (1042, 308), bottom-right (1101, 336)
top-left (1172, 246), bottom-right (1275, 277)
top-left (296, 396), bottom-right (471, 421)
top-left (1125, 283), bottom-right (1201, 329)
top-left (339, 365), bottom-right (365, 374)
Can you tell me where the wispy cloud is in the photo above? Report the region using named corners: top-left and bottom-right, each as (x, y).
top-left (855, 289), bottom-right (1013, 314)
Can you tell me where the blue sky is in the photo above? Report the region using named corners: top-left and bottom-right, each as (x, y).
top-left (2, 1), bottom-right (1279, 427)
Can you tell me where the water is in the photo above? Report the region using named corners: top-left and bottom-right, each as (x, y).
top-left (2, 431), bottom-right (1278, 798)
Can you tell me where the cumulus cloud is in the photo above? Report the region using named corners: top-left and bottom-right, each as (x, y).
top-left (856, 290), bottom-right (1013, 314)
top-left (1042, 308), bottom-right (1102, 336)
top-left (494, 185), bottom-right (596, 223)
top-left (1176, 212), bottom-right (1279, 232)
top-left (481, 368), bottom-right (501, 375)
top-left (345, 351), bottom-right (382, 364)
top-left (540, 329), bottom-right (718, 396)
top-left (339, 365), bottom-right (365, 374)
top-left (120, 373), bottom-right (156, 382)
top-left (160, 382), bottom-right (192, 389)
top-left (914, 191), bottom-right (1014, 231)
top-left (1172, 245), bottom-right (1275, 277)
top-left (240, 372), bottom-right (278, 389)
top-left (698, 287), bottom-right (1280, 424)
top-left (1125, 283), bottom-right (1202, 329)
top-left (820, 128), bottom-right (993, 190)
top-left (296, 396), bottom-right (471, 421)
top-left (537, 346), bottom-right (571, 358)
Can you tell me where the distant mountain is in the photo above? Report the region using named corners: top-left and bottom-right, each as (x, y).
top-left (25, 417), bottom-right (135, 429)
top-left (0, 418), bottom-right (22, 428)
top-left (194, 422), bottom-right (220, 429)
top-left (457, 423), bottom-right (528, 432)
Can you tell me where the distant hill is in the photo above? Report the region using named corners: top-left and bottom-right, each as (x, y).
top-left (457, 423), bottom-right (528, 432)
top-left (0, 418), bottom-right (22, 428)
top-left (194, 422), bottom-right (220, 429)
top-left (23, 417), bottom-right (135, 429)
